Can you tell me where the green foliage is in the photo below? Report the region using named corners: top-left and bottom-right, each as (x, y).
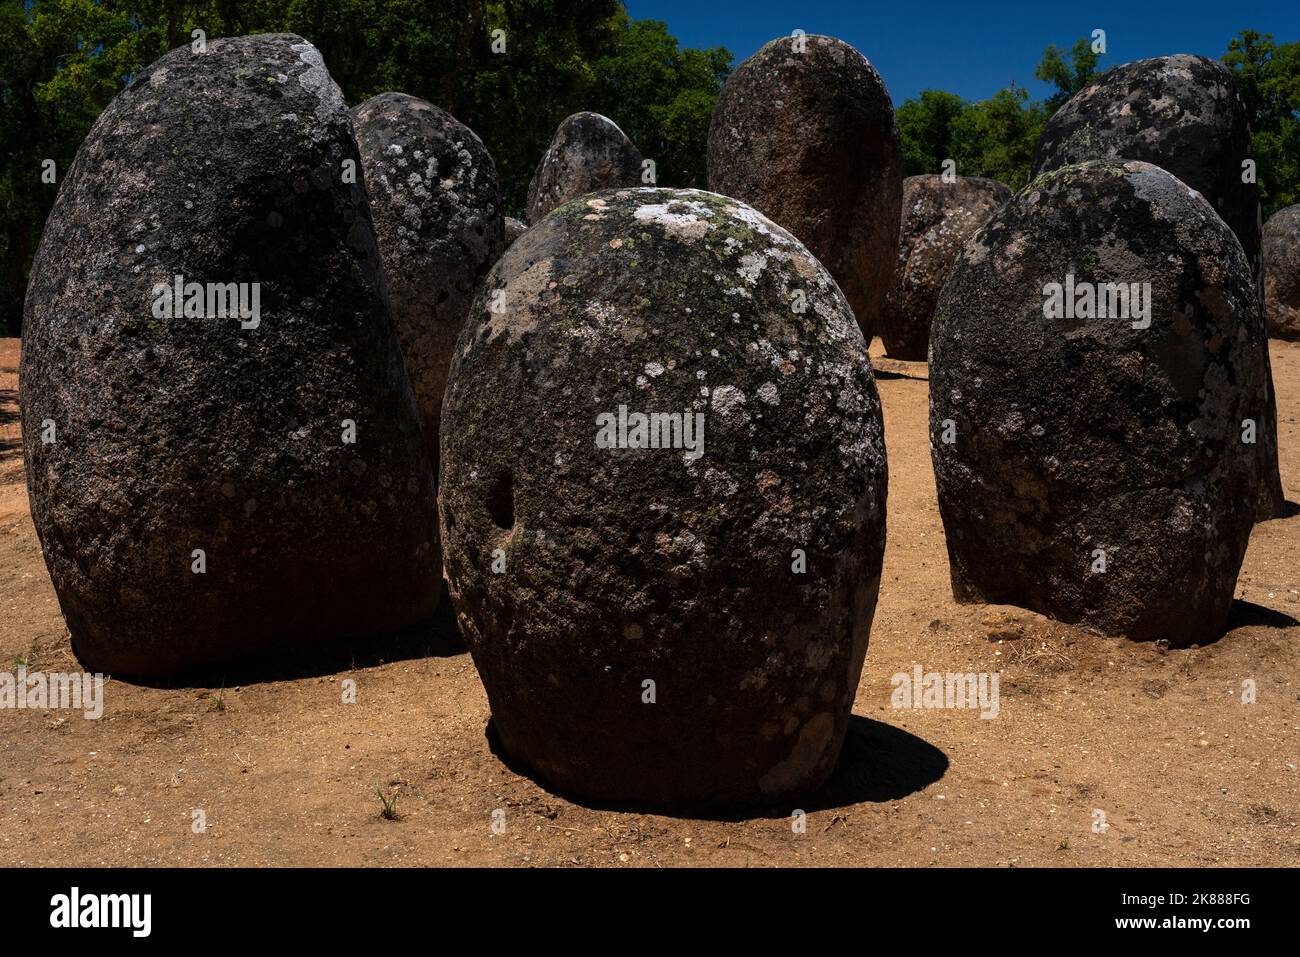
top-left (895, 35), bottom-right (1097, 189)
top-left (590, 14), bottom-right (730, 191)
top-left (1035, 36), bottom-right (1102, 111)
top-left (897, 89), bottom-right (966, 175)
top-left (0, 0), bottom-right (730, 335)
top-left (1222, 30), bottom-right (1300, 217)
top-left (897, 84), bottom-right (1048, 189)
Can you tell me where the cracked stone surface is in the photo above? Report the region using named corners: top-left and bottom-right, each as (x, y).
top-left (525, 112), bottom-right (643, 224)
top-left (882, 175), bottom-right (1012, 360)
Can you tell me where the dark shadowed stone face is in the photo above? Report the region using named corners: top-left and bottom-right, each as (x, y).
top-left (1263, 204), bottom-right (1300, 341)
top-left (19, 34), bottom-right (439, 677)
top-left (1031, 55), bottom-right (1283, 520)
top-left (882, 175), bottom-right (1012, 360)
top-left (525, 112), bottom-right (644, 224)
top-left (707, 34), bottom-right (902, 342)
top-left (439, 186), bottom-right (888, 805)
top-left (353, 92), bottom-right (504, 473)
top-left (930, 160), bottom-right (1262, 646)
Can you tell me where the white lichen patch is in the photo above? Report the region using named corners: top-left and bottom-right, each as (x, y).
top-left (632, 200), bottom-right (714, 241)
top-left (710, 385), bottom-right (747, 418)
top-left (290, 41), bottom-right (347, 122)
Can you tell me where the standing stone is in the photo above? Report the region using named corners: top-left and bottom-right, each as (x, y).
top-left (503, 216), bottom-right (527, 250)
top-left (353, 92), bottom-right (504, 472)
top-left (525, 112), bottom-right (643, 224)
top-left (707, 34), bottom-right (902, 341)
top-left (1264, 204), bottom-right (1300, 341)
top-left (1030, 54), bottom-right (1284, 518)
top-left (20, 35), bottom-right (439, 677)
top-left (440, 187), bottom-right (888, 804)
top-left (930, 160), bottom-right (1262, 646)
top-left (882, 175), bottom-right (1011, 360)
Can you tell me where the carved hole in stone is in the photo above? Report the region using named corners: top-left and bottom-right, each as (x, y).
top-left (486, 471), bottom-right (515, 530)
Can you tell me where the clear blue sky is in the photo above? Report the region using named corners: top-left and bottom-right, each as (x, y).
top-left (626, 0), bottom-right (1299, 105)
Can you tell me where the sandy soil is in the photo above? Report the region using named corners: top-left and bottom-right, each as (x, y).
top-left (1, 335), bottom-right (1296, 867)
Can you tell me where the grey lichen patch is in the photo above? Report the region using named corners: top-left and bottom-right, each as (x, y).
top-left (290, 41), bottom-right (347, 123)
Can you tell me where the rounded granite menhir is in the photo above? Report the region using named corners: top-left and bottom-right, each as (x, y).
top-left (353, 92), bottom-right (504, 474)
top-left (525, 112), bottom-right (644, 224)
top-left (20, 34), bottom-right (439, 676)
top-left (1263, 204), bottom-right (1300, 341)
top-left (930, 160), bottom-right (1262, 647)
top-left (440, 187), bottom-right (888, 805)
top-left (1030, 54), bottom-right (1285, 519)
top-left (881, 175), bottom-right (1011, 360)
top-left (708, 34), bottom-right (902, 341)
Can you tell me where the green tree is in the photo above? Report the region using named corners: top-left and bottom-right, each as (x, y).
top-left (1035, 36), bottom-right (1103, 111)
top-left (1222, 29), bottom-right (1300, 216)
top-left (591, 14), bottom-right (730, 190)
top-left (895, 84), bottom-right (1048, 189)
top-left (952, 84), bottom-right (1050, 188)
top-left (896, 89), bottom-right (967, 177)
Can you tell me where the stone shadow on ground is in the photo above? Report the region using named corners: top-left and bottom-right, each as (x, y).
top-left (1265, 499), bottom-right (1300, 519)
top-left (483, 712), bottom-right (949, 821)
top-left (106, 578), bottom-right (467, 690)
top-left (1225, 598), bottom-right (1299, 631)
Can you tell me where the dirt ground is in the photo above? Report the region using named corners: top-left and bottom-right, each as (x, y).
top-left (1, 335), bottom-right (1296, 867)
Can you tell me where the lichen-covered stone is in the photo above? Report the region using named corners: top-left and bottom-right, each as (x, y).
top-left (930, 160), bottom-right (1262, 646)
top-left (707, 34), bottom-right (902, 341)
top-left (1030, 54), bottom-right (1285, 519)
top-left (503, 216), bottom-right (527, 250)
top-left (353, 92), bottom-right (503, 471)
top-left (1032, 55), bottom-right (1260, 277)
top-left (882, 175), bottom-right (1011, 359)
top-left (1264, 204), bottom-right (1300, 341)
top-left (440, 186), bottom-right (888, 804)
top-left (525, 113), bottom-right (643, 224)
top-left (20, 35), bottom-right (439, 676)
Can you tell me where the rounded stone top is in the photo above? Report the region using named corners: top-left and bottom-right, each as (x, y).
top-left (1031, 54), bottom-right (1259, 276)
top-left (706, 33), bottom-right (902, 340)
top-left (525, 112), bottom-right (644, 224)
top-left (882, 175), bottom-right (1013, 358)
top-left (1264, 203), bottom-right (1300, 340)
